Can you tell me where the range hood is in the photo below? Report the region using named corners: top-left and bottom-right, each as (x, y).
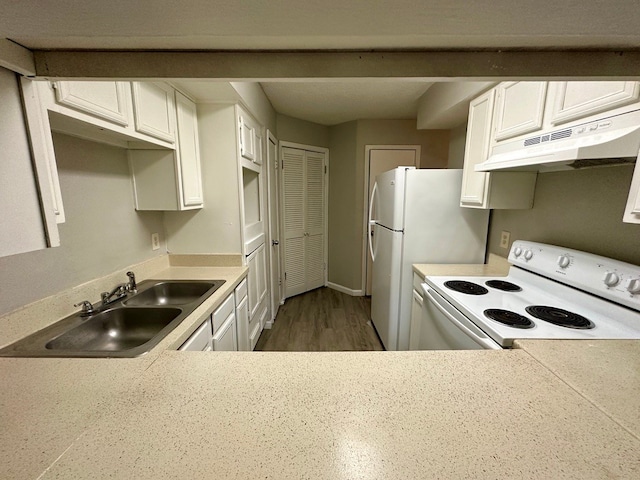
top-left (475, 109), bottom-right (640, 173)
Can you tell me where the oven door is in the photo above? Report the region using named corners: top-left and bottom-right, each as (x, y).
top-left (420, 284), bottom-right (502, 350)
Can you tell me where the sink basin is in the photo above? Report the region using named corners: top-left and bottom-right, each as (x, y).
top-left (0, 278), bottom-right (226, 358)
top-left (124, 281), bottom-right (222, 306)
top-left (46, 307), bottom-right (181, 352)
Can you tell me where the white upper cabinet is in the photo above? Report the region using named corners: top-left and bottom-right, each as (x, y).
top-left (131, 82), bottom-right (176, 143)
top-left (130, 88), bottom-right (203, 211)
top-left (175, 91), bottom-right (203, 208)
top-left (549, 81), bottom-right (640, 126)
top-left (493, 82), bottom-right (547, 142)
top-left (54, 81), bottom-right (130, 126)
top-left (239, 113), bottom-right (256, 162)
top-left (460, 90), bottom-right (494, 208)
top-left (624, 160), bottom-right (640, 224)
top-left (460, 88), bottom-right (537, 210)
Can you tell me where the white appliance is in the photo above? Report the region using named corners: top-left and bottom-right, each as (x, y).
top-left (368, 167), bottom-right (489, 351)
top-left (475, 108), bottom-right (640, 173)
top-left (420, 240), bottom-right (640, 350)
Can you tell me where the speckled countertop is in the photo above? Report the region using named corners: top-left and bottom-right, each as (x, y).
top-left (2, 258), bottom-right (640, 479)
top-left (413, 253), bottom-right (511, 279)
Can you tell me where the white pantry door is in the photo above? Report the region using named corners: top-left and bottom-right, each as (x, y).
top-left (267, 132), bottom-right (283, 322)
top-left (282, 146), bottom-right (327, 298)
top-left (364, 146), bottom-right (419, 296)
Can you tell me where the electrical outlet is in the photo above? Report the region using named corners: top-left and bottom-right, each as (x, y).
top-left (500, 231), bottom-right (511, 249)
top-left (151, 233), bottom-right (160, 251)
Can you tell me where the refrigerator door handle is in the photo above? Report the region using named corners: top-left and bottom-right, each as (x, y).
top-left (368, 182), bottom-right (378, 262)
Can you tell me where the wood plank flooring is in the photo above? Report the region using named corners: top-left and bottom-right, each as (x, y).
top-left (255, 287), bottom-right (384, 351)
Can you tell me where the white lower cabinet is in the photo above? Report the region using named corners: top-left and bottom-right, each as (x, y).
top-left (179, 286), bottom-right (244, 352)
top-left (212, 312), bottom-right (237, 351)
top-left (178, 318), bottom-right (212, 352)
top-left (235, 279), bottom-right (251, 351)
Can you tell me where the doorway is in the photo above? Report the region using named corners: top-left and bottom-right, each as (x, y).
top-left (363, 145), bottom-right (420, 296)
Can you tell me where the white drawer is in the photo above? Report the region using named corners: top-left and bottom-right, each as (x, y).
top-left (249, 320), bottom-right (261, 351)
top-left (179, 318), bottom-right (212, 351)
top-left (235, 278), bottom-right (248, 305)
top-left (212, 293), bottom-right (235, 333)
top-left (213, 312), bottom-right (237, 351)
top-left (413, 272), bottom-right (424, 293)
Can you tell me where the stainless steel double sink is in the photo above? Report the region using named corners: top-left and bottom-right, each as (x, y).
top-left (0, 280), bottom-right (225, 358)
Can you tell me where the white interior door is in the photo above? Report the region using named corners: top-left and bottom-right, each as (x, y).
top-left (282, 145), bottom-right (327, 299)
top-left (365, 147), bottom-right (418, 295)
top-left (267, 132), bottom-right (282, 323)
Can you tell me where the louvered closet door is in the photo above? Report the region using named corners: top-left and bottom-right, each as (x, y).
top-left (282, 147), bottom-right (326, 298)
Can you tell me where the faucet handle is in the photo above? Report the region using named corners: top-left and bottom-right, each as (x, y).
top-left (74, 300), bottom-right (95, 315)
top-left (126, 271), bottom-right (137, 292)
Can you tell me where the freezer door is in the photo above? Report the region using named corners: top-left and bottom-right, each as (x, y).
top-left (374, 167), bottom-right (412, 231)
top-left (370, 225), bottom-right (404, 350)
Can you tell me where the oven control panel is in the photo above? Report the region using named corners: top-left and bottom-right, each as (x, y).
top-left (509, 240), bottom-right (640, 311)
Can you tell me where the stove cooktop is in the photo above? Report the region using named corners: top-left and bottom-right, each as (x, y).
top-left (424, 267), bottom-right (640, 347)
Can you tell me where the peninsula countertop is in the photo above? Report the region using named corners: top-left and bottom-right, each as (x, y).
top-left (2, 343), bottom-right (640, 479)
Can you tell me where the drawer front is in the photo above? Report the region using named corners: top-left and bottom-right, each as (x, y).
top-left (235, 278), bottom-right (248, 305)
top-left (249, 320), bottom-right (262, 351)
top-left (412, 272), bottom-right (424, 294)
top-left (213, 294), bottom-right (235, 333)
top-left (179, 318), bottom-right (212, 351)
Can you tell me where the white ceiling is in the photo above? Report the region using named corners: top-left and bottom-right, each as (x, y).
top-left (4, 0), bottom-right (640, 50)
top-left (260, 81), bottom-right (433, 126)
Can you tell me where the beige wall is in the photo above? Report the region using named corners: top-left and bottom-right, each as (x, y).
top-left (231, 82), bottom-right (277, 133)
top-left (276, 114), bottom-right (330, 148)
top-left (488, 165), bottom-right (640, 265)
top-left (447, 124), bottom-right (467, 169)
top-left (327, 121), bottom-right (359, 289)
top-left (326, 119), bottom-right (451, 291)
top-left (0, 133), bottom-right (166, 317)
top-left (164, 103), bottom-right (242, 254)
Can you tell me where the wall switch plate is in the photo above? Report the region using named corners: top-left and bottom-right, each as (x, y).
top-left (500, 231), bottom-right (511, 249)
top-left (151, 233), bottom-right (160, 251)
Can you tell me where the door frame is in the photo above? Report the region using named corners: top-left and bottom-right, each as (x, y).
top-left (279, 141), bottom-right (330, 298)
top-left (361, 145), bottom-right (421, 295)
top-left (265, 130), bottom-right (282, 328)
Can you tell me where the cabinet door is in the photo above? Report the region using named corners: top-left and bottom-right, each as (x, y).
top-left (179, 319), bottom-right (212, 351)
top-left (247, 248), bottom-right (260, 319)
top-left (460, 89), bottom-right (494, 208)
top-left (213, 313), bottom-right (238, 351)
top-left (54, 81), bottom-right (130, 126)
top-left (493, 82), bottom-right (547, 141)
top-left (623, 160), bottom-right (640, 224)
top-left (550, 81), bottom-right (640, 126)
top-left (256, 243), bottom-right (268, 304)
top-left (235, 294), bottom-right (250, 351)
top-left (239, 115), bottom-right (256, 161)
top-left (131, 82), bottom-right (175, 143)
top-left (175, 91), bottom-right (203, 208)
top-left (254, 131), bottom-right (263, 165)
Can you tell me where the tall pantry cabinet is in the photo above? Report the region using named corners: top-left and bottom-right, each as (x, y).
top-left (163, 102), bottom-right (269, 350)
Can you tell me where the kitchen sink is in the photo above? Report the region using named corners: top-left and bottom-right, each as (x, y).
top-left (45, 307), bottom-right (182, 352)
top-left (124, 281), bottom-right (223, 306)
top-left (0, 278), bottom-right (225, 358)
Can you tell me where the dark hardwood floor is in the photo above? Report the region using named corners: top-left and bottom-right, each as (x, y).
top-left (255, 287), bottom-right (384, 351)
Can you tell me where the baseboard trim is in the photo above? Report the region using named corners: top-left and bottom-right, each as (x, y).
top-left (327, 282), bottom-right (365, 297)
top-left (264, 320), bottom-right (274, 330)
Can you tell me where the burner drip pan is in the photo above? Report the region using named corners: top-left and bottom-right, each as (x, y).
top-left (485, 280), bottom-right (522, 292)
top-left (525, 305), bottom-right (594, 329)
top-left (444, 281), bottom-right (488, 295)
top-left (484, 309), bottom-right (534, 329)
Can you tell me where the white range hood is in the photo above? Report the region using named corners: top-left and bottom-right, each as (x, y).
top-left (475, 109), bottom-right (640, 172)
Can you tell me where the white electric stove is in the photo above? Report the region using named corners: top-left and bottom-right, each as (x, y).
top-left (420, 240), bottom-right (640, 349)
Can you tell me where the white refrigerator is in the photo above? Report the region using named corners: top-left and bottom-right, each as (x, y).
top-left (369, 167), bottom-right (489, 350)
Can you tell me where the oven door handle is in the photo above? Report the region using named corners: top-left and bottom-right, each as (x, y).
top-left (423, 287), bottom-right (501, 350)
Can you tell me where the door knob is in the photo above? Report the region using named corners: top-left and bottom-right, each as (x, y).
top-left (272, 240), bottom-right (279, 246)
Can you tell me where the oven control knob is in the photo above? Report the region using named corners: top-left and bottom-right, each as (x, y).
top-left (603, 271), bottom-right (620, 287)
top-left (513, 247), bottom-right (522, 257)
top-left (557, 255), bottom-right (571, 268)
top-left (523, 249), bottom-right (533, 260)
top-left (626, 278), bottom-right (640, 295)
